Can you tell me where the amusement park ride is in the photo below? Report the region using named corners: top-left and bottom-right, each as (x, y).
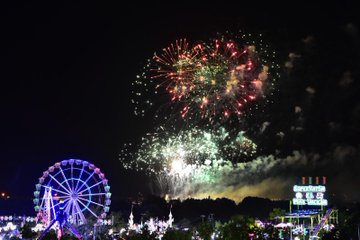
top-left (33, 159), bottom-right (111, 240)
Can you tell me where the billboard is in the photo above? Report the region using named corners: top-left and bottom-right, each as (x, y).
top-left (292, 177), bottom-right (328, 206)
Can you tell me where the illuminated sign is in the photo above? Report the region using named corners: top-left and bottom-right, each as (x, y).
top-left (293, 185), bottom-right (328, 206)
top-left (293, 185), bottom-right (325, 192)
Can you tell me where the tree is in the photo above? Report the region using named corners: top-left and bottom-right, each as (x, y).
top-left (162, 229), bottom-right (192, 240)
top-left (196, 221), bottom-right (214, 240)
top-left (20, 223), bottom-right (37, 240)
top-left (40, 229), bottom-right (57, 240)
top-left (269, 208), bottom-right (286, 221)
top-left (219, 215), bottom-right (255, 240)
top-left (126, 225), bottom-right (157, 240)
top-left (9, 237), bottom-right (21, 240)
top-left (109, 211), bottom-right (126, 231)
top-left (61, 233), bottom-right (78, 240)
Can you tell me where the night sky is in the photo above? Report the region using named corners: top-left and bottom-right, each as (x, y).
top-left (1, 2), bottom-right (359, 215)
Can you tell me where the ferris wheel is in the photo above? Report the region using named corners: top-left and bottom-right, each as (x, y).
top-left (33, 159), bottom-right (111, 226)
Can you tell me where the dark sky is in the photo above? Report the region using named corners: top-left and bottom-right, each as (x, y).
top-left (1, 2), bottom-right (359, 214)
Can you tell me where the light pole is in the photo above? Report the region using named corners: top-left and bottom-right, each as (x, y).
top-left (93, 223), bottom-right (97, 240)
top-left (200, 215), bottom-right (205, 223)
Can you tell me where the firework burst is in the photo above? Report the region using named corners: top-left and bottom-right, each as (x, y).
top-left (120, 127), bottom-right (257, 196)
top-left (132, 32), bottom-right (279, 126)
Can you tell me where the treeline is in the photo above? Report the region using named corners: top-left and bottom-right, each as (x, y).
top-left (111, 195), bottom-right (291, 223)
